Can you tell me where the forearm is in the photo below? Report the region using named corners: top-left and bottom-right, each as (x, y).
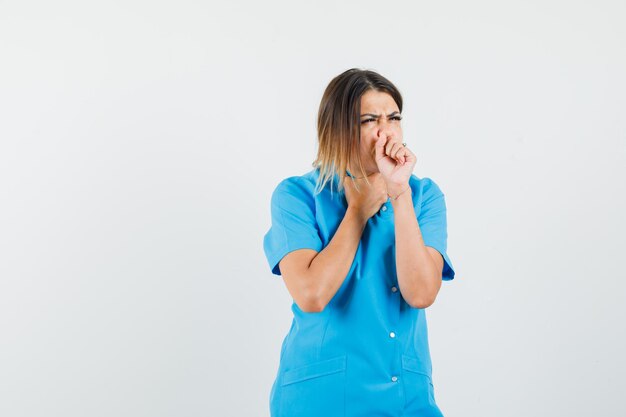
top-left (306, 206), bottom-right (367, 311)
top-left (391, 187), bottom-right (441, 308)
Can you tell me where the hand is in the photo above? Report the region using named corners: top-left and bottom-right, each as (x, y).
top-left (373, 133), bottom-right (417, 189)
top-left (343, 172), bottom-right (388, 221)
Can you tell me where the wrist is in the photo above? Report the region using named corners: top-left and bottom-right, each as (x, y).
top-left (390, 187), bottom-right (412, 206)
top-left (386, 183), bottom-right (411, 200)
top-left (346, 205), bottom-right (369, 227)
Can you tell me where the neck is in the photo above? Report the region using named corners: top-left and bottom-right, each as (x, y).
top-left (347, 165), bottom-right (378, 178)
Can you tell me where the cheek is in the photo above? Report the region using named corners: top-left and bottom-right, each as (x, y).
top-left (366, 141), bottom-right (377, 158)
top-left (360, 125), bottom-right (374, 136)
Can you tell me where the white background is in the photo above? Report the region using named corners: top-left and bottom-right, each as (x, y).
top-left (1, 1), bottom-right (625, 416)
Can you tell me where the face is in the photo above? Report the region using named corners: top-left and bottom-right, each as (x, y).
top-left (351, 89), bottom-right (402, 176)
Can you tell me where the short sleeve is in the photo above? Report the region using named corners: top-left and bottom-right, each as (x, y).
top-left (263, 177), bottom-right (324, 276)
top-left (417, 178), bottom-right (456, 281)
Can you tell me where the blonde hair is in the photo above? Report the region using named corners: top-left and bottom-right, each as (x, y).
top-left (312, 68), bottom-right (403, 196)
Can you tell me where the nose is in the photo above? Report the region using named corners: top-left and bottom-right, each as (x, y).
top-left (377, 123), bottom-right (393, 139)
top-left (375, 116), bottom-right (394, 137)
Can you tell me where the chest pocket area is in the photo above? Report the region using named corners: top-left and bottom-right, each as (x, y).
top-left (278, 355), bottom-right (346, 417)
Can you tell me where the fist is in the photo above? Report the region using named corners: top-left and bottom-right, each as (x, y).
top-left (343, 172), bottom-right (389, 221)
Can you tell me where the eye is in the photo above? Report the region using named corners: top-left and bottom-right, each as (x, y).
top-left (360, 116), bottom-right (402, 125)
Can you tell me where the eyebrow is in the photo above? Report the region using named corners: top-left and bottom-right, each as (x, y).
top-left (360, 111), bottom-right (401, 118)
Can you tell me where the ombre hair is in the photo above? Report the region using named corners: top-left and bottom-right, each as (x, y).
top-left (312, 68), bottom-right (403, 196)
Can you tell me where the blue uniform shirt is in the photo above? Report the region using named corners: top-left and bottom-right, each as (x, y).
top-left (263, 167), bottom-right (456, 417)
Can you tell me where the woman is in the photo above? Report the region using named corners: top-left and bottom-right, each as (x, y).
top-left (263, 68), bottom-right (456, 417)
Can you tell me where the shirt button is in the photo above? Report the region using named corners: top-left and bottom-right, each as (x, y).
top-left (389, 331), bottom-right (396, 338)
top-left (391, 286), bottom-right (398, 292)
top-left (381, 205), bottom-right (387, 212)
top-left (391, 376), bottom-right (398, 382)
